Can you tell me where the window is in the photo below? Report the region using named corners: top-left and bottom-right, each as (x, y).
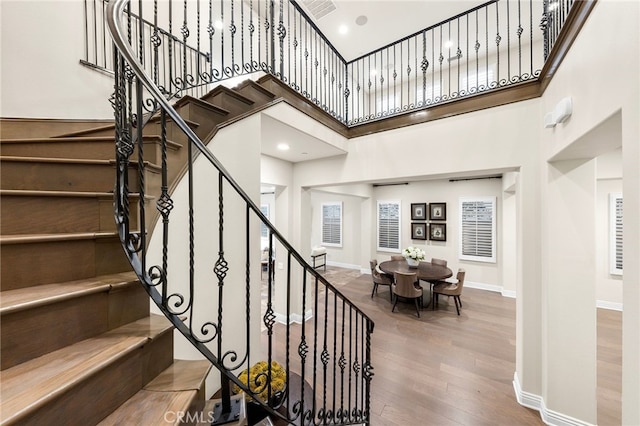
top-left (377, 201), bottom-right (401, 252)
top-left (609, 193), bottom-right (623, 275)
top-left (459, 197), bottom-right (496, 263)
top-left (321, 202), bottom-right (342, 247)
top-left (460, 68), bottom-right (495, 92)
top-left (260, 204), bottom-right (270, 250)
top-left (260, 205), bottom-right (270, 238)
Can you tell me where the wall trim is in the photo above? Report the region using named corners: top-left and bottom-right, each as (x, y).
top-left (274, 309), bottom-right (313, 325)
top-left (513, 372), bottom-right (595, 426)
top-left (465, 280), bottom-right (515, 298)
top-left (596, 300), bottom-right (623, 311)
top-left (326, 260), bottom-right (361, 270)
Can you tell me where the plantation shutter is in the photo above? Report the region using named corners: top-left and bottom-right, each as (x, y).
top-left (378, 201), bottom-right (400, 251)
top-left (459, 197), bottom-right (496, 263)
top-left (610, 194), bottom-right (623, 275)
top-left (321, 202), bottom-right (342, 246)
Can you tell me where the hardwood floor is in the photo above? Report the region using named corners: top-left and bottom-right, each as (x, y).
top-left (261, 266), bottom-right (622, 425)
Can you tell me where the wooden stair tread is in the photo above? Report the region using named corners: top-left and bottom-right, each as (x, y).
top-left (0, 155), bottom-right (113, 165)
top-left (0, 314), bottom-right (172, 424)
top-left (1, 135), bottom-right (182, 149)
top-left (173, 95), bottom-right (230, 115)
top-left (0, 189), bottom-right (117, 198)
top-left (51, 116), bottom-right (200, 138)
top-left (0, 271), bottom-right (139, 315)
top-left (203, 85), bottom-right (255, 105)
top-left (0, 231), bottom-right (120, 245)
top-left (145, 359), bottom-right (212, 392)
top-left (98, 389), bottom-right (198, 425)
top-left (234, 80), bottom-right (277, 99)
top-left (99, 360), bottom-right (212, 425)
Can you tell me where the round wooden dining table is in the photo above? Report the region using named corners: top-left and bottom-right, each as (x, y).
top-left (378, 259), bottom-right (452, 308)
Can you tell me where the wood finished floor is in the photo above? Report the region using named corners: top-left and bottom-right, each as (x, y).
top-left (262, 266), bottom-right (622, 425)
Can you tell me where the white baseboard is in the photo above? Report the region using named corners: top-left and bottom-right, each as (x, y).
top-left (326, 260), bottom-right (361, 270)
top-left (465, 281), bottom-right (516, 298)
top-left (513, 372), bottom-right (595, 426)
top-left (274, 309), bottom-right (313, 325)
top-left (596, 300), bottom-right (623, 311)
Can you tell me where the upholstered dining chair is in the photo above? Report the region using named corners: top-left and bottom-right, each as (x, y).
top-left (390, 255), bottom-right (405, 261)
top-left (432, 268), bottom-right (466, 315)
top-left (431, 258), bottom-right (447, 267)
top-left (392, 271), bottom-right (422, 318)
top-left (424, 257), bottom-right (448, 290)
top-left (370, 260), bottom-right (393, 301)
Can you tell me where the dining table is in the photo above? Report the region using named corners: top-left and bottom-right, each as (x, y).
top-left (378, 259), bottom-right (453, 308)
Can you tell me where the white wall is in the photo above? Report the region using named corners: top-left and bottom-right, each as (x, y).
top-left (1, 1), bottom-right (114, 119)
top-left (596, 149), bottom-right (623, 309)
top-left (147, 114), bottom-right (264, 397)
top-left (537, 0), bottom-right (639, 423)
top-left (310, 191), bottom-right (364, 269)
top-left (369, 177), bottom-right (503, 288)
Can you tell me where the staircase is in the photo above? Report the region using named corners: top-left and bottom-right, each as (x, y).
top-left (0, 79), bottom-right (279, 425)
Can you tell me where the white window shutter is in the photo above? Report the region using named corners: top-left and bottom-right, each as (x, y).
top-left (610, 193), bottom-right (623, 275)
top-left (377, 201), bottom-right (401, 252)
top-left (459, 197), bottom-right (496, 263)
top-left (321, 202), bottom-right (342, 247)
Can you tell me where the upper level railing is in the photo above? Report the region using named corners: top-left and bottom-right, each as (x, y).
top-left (87, 0), bottom-right (580, 127)
top-left (106, 0), bottom-right (374, 424)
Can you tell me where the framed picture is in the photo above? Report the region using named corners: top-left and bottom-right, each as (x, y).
top-left (429, 223), bottom-right (446, 241)
top-left (411, 222), bottom-right (427, 240)
top-left (429, 202), bottom-right (447, 221)
top-left (411, 203), bottom-right (427, 220)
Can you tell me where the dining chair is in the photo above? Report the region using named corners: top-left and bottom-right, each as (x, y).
top-left (432, 268), bottom-right (466, 315)
top-left (390, 255), bottom-right (405, 261)
top-left (423, 257), bottom-right (448, 292)
top-left (370, 259), bottom-right (393, 301)
top-left (392, 271), bottom-right (422, 318)
top-left (431, 258), bottom-right (447, 267)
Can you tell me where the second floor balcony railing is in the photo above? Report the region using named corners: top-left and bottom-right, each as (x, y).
top-left (86, 0), bottom-right (577, 125)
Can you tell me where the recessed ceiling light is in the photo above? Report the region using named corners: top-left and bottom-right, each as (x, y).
top-left (355, 15), bottom-right (367, 26)
top-left (214, 20), bottom-right (224, 30)
top-left (277, 143), bottom-right (290, 151)
top-left (339, 24), bottom-right (348, 35)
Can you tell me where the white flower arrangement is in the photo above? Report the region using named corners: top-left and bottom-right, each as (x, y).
top-left (403, 246), bottom-right (426, 260)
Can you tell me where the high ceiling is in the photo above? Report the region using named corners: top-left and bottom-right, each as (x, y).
top-left (297, 0), bottom-right (487, 62)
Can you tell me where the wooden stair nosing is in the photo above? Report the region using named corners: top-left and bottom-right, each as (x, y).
top-left (1, 135), bottom-right (182, 150)
top-left (50, 116), bottom-right (200, 138)
top-left (0, 231), bottom-right (123, 246)
top-left (0, 189), bottom-right (121, 199)
top-left (234, 79), bottom-right (277, 100)
top-left (0, 271), bottom-right (139, 315)
top-left (0, 314), bottom-right (173, 425)
top-left (202, 86), bottom-right (255, 106)
top-left (173, 95), bottom-right (230, 116)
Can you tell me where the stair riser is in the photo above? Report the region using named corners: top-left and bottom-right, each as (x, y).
top-left (0, 284), bottom-right (148, 370)
top-left (174, 102), bottom-right (227, 140)
top-left (12, 331), bottom-right (173, 426)
top-left (236, 83), bottom-right (276, 106)
top-left (0, 161), bottom-right (140, 192)
top-left (0, 195), bottom-right (140, 235)
top-left (1, 237), bottom-right (131, 291)
top-left (0, 139), bottom-right (165, 163)
top-left (201, 92), bottom-right (253, 118)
